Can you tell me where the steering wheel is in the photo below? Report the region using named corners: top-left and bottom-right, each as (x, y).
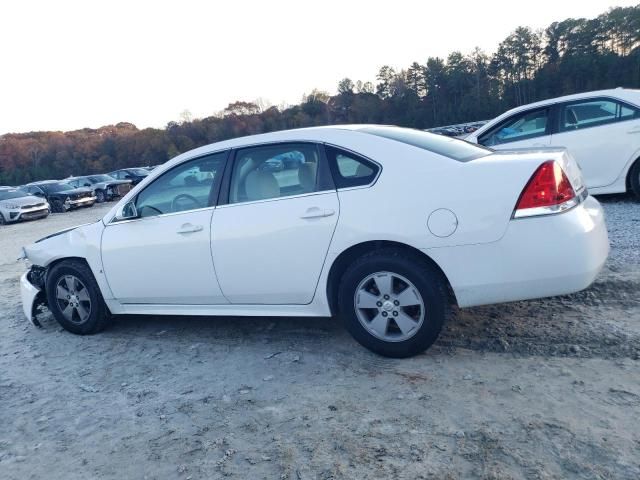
top-left (171, 193), bottom-right (201, 212)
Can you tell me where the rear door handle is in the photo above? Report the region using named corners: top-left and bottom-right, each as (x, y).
top-left (627, 128), bottom-right (640, 134)
top-left (300, 207), bottom-right (335, 219)
top-left (177, 223), bottom-right (203, 234)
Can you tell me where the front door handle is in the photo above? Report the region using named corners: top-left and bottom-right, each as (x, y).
top-left (300, 207), bottom-right (335, 219)
top-left (177, 223), bottom-right (203, 234)
top-left (627, 128), bottom-right (640, 134)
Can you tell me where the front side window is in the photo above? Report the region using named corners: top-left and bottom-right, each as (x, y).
top-left (325, 145), bottom-right (379, 188)
top-left (479, 108), bottom-right (549, 146)
top-left (135, 151), bottom-right (226, 218)
top-left (229, 143), bottom-right (321, 203)
top-left (559, 98), bottom-right (640, 132)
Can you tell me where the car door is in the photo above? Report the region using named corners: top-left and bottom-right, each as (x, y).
top-left (101, 151), bottom-right (229, 304)
top-left (477, 107), bottom-right (552, 150)
top-left (211, 142), bottom-right (339, 304)
top-left (550, 97), bottom-right (640, 188)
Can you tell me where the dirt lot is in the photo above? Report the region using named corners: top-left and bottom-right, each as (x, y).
top-left (1, 198), bottom-right (639, 479)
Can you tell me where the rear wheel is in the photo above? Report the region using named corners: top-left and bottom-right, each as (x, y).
top-left (338, 249), bottom-right (448, 358)
top-left (46, 260), bottom-right (111, 334)
top-left (629, 159), bottom-right (640, 200)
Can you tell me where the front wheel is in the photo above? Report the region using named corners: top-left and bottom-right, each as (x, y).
top-left (51, 199), bottom-right (65, 213)
top-left (338, 249), bottom-right (448, 358)
top-left (96, 190), bottom-right (106, 203)
top-left (45, 260), bottom-right (111, 334)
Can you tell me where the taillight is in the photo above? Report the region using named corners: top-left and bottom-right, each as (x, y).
top-left (513, 160), bottom-right (578, 218)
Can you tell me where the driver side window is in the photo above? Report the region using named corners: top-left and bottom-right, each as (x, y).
top-left (135, 152), bottom-right (227, 218)
top-left (479, 108), bottom-right (549, 146)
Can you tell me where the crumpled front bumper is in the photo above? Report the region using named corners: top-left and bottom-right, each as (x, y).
top-left (20, 272), bottom-right (45, 327)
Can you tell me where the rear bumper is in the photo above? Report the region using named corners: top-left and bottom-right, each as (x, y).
top-left (20, 272), bottom-right (44, 326)
top-left (427, 196), bottom-right (610, 308)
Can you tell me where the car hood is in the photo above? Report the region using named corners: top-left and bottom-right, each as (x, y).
top-left (0, 195), bottom-right (47, 207)
top-left (52, 187), bottom-right (94, 196)
top-left (94, 180), bottom-right (131, 189)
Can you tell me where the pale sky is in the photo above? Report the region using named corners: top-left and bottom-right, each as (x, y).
top-left (0, 0), bottom-right (634, 134)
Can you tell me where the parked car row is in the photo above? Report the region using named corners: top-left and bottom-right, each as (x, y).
top-left (428, 121), bottom-right (488, 137)
top-left (0, 166), bottom-right (156, 226)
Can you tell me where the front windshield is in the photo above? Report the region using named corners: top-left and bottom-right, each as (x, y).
top-left (88, 175), bottom-right (114, 182)
top-left (128, 168), bottom-right (149, 176)
top-left (0, 188), bottom-right (29, 200)
top-left (39, 182), bottom-right (74, 193)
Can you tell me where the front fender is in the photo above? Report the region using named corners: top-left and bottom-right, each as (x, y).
top-left (23, 221), bottom-right (114, 301)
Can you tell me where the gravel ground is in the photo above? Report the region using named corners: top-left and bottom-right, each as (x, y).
top-left (1, 197), bottom-right (639, 479)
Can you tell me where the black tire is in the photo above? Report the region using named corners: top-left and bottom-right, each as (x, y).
top-left (0, 213), bottom-right (5, 225)
top-left (51, 199), bottom-right (65, 213)
top-left (46, 260), bottom-right (111, 334)
top-left (96, 190), bottom-right (106, 203)
top-left (338, 248), bottom-right (448, 358)
top-left (629, 159), bottom-right (640, 200)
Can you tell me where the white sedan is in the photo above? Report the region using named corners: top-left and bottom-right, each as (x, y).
top-left (20, 126), bottom-right (609, 357)
top-left (466, 88), bottom-right (640, 199)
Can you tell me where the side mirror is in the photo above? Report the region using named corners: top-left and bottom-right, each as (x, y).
top-left (34, 191), bottom-right (45, 197)
top-left (114, 200), bottom-right (138, 221)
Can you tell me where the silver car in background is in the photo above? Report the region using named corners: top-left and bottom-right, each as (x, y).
top-left (0, 187), bottom-right (50, 225)
top-left (66, 175), bottom-right (132, 203)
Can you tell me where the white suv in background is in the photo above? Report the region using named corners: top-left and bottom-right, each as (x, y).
top-left (466, 88), bottom-right (640, 199)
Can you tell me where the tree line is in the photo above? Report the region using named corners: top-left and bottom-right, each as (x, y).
top-left (1, 4), bottom-right (639, 185)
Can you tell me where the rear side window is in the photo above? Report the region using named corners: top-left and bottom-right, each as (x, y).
top-left (325, 146), bottom-right (379, 188)
top-left (359, 126), bottom-right (491, 161)
top-left (559, 98), bottom-right (640, 132)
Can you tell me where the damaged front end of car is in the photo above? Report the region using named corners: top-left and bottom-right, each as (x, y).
top-left (20, 262), bottom-right (48, 327)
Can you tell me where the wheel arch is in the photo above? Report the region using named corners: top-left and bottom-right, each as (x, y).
top-left (325, 240), bottom-right (457, 315)
top-left (625, 155), bottom-right (640, 192)
top-left (43, 256), bottom-right (113, 315)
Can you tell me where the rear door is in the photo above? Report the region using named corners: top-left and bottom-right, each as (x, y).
top-left (211, 142), bottom-right (339, 304)
top-left (477, 107), bottom-right (552, 150)
top-left (550, 97), bottom-right (640, 188)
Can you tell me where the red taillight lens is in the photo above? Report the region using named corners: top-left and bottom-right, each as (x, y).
top-left (515, 160), bottom-right (576, 213)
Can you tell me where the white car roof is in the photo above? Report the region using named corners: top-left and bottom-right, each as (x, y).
top-left (494, 88), bottom-right (639, 121)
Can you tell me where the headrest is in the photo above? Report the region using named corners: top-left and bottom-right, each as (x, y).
top-left (298, 162), bottom-right (317, 192)
top-left (245, 170), bottom-right (279, 201)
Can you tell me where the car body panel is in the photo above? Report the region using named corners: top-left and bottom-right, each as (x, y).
top-left (212, 190), bottom-right (340, 304)
top-left (101, 208), bottom-right (228, 304)
top-left (20, 125), bottom-right (609, 323)
top-left (427, 196), bottom-right (608, 307)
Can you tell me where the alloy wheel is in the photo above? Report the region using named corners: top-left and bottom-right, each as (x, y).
top-left (354, 271), bottom-right (425, 342)
top-left (55, 275), bottom-right (92, 324)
